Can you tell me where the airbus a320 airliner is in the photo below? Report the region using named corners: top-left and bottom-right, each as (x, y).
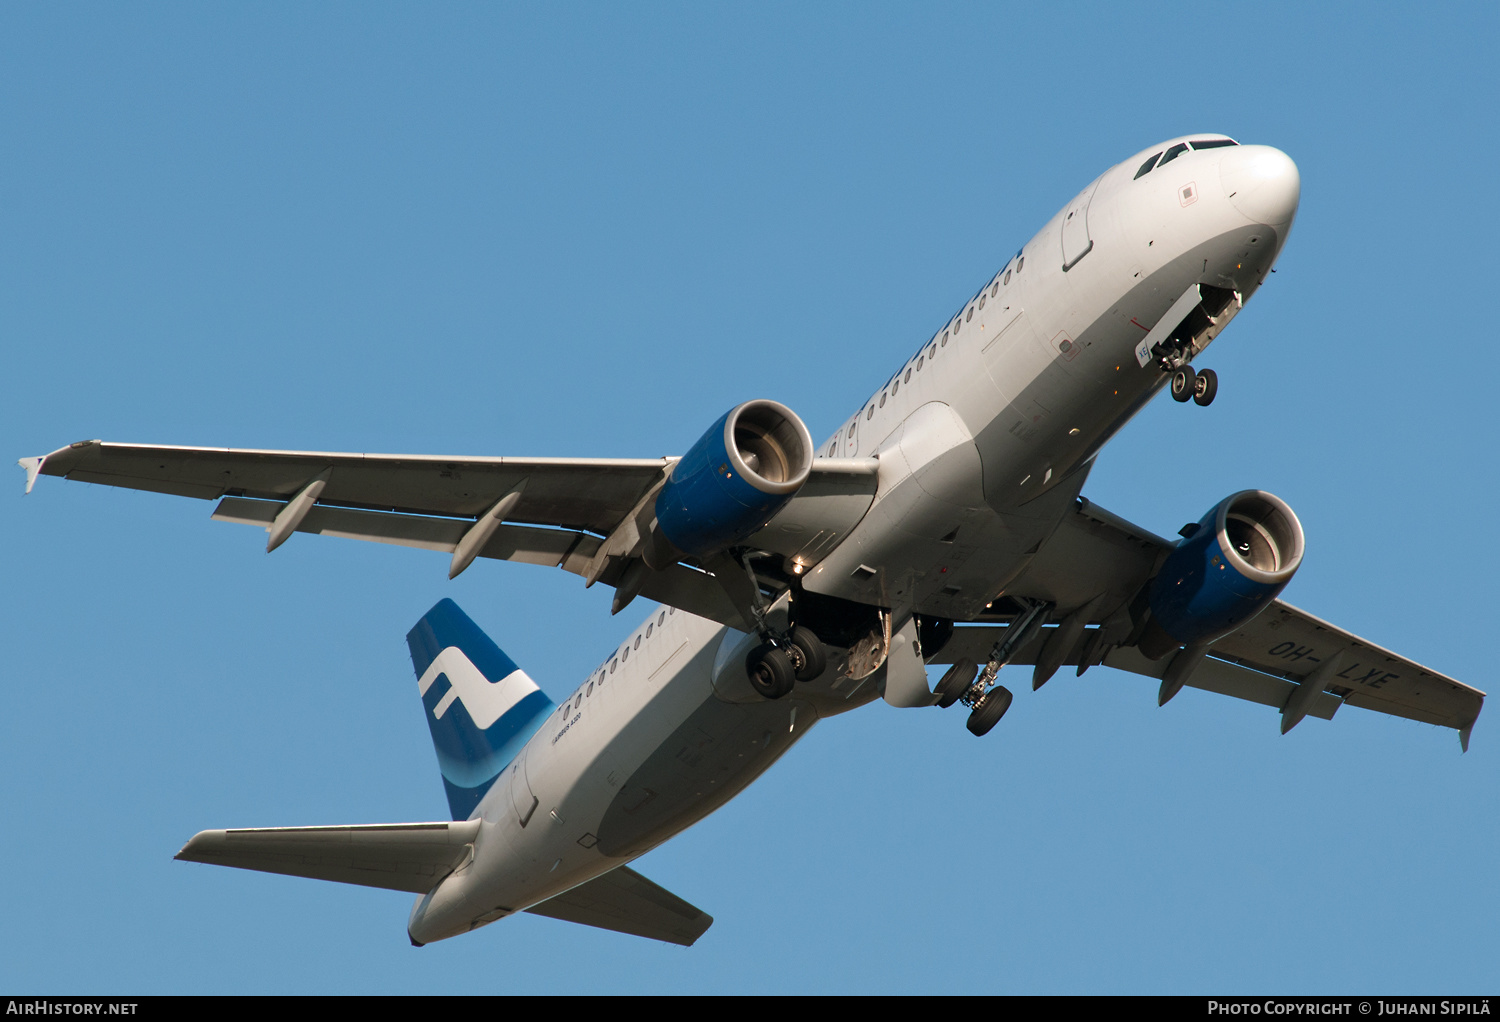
top-left (21, 135), bottom-right (1483, 947)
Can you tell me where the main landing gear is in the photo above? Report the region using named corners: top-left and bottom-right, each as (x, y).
top-left (1169, 365), bottom-right (1217, 407)
top-left (932, 598), bottom-right (1047, 736)
top-left (746, 625), bottom-right (827, 700)
top-left (935, 657), bottom-right (1015, 737)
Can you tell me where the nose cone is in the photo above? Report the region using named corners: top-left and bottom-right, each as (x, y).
top-left (1219, 145), bottom-right (1300, 227)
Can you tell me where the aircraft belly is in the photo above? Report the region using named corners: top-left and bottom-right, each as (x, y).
top-left (595, 691), bottom-right (818, 859)
top-left (454, 611), bottom-right (823, 920)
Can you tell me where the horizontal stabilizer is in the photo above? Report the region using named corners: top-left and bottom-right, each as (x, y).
top-left (175, 820), bottom-right (480, 894)
top-left (525, 866), bottom-right (713, 947)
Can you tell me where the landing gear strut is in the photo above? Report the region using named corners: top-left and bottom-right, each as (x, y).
top-left (734, 549), bottom-right (830, 700)
top-left (940, 598), bottom-right (1049, 736)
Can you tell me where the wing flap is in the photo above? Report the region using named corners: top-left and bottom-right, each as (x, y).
top-left (524, 866), bottom-right (713, 946)
top-left (930, 622), bottom-right (1434, 731)
top-left (1102, 644), bottom-right (1342, 721)
top-left (210, 496), bottom-right (752, 629)
top-left (1001, 497), bottom-right (1169, 614)
top-left (175, 820), bottom-right (481, 895)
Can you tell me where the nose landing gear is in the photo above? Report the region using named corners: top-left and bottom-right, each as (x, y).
top-left (1169, 365), bottom-right (1217, 406)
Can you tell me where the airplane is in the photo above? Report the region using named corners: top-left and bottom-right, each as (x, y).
top-left (18, 134), bottom-right (1484, 948)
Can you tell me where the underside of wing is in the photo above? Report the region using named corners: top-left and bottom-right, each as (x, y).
top-left (23, 440), bottom-right (881, 631)
top-left (929, 607), bottom-right (1482, 748)
top-left (30, 440), bottom-right (671, 535)
top-left (174, 820), bottom-right (481, 894)
top-left (934, 497), bottom-right (1483, 748)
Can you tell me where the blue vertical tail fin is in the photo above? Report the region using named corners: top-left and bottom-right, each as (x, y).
top-left (405, 599), bottom-right (555, 820)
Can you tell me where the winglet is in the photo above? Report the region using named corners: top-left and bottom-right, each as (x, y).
top-left (1459, 701), bottom-right (1482, 754)
top-left (17, 456), bottom-right (44, 494)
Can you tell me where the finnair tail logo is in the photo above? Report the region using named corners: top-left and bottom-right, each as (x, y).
top-left (417, 646), bottom-right (541, 730)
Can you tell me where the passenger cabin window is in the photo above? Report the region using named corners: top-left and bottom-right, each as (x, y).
top-left (646, 623), bottom-right (653, 638)
top-left (941, 329), bottom-right (949, 346)
top-left (1003, 269), bottom-right (1011, 284)
top-left (866, 404), bottom-right (874, 420)
top-left (1190, 138), bottom-right (1238, 149)
top-left (917, 355), bottom-right (924, 371)
top-left (1157, 142), bottom-right (1190, 167)
top-left (879, 392), bottom-right (886, 408)
top-left (965, 306), bottom-right (973, 322)
top-left (658, 611), bottom-right (666, 626)
top-left (587, 681), bottom-right (594, 695)
top-left (633, 636), bottom-right (640, 650)
top-left (1016, 256), bottom-right (1024, 272)
top-left (991, 281), bottom-right (999, 297)
top-left (929, 343), bottom-right (936, 358)
top-left (1135, 152), bottom-right (1163, 179)
top-left (903, 368), bottom-right (912, 384)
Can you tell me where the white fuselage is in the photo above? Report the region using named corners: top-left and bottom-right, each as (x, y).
top-left (407, 136), bottom-right (1300, 944)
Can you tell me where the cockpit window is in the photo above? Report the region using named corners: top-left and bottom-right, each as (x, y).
top-left (1157, 142), bottom-right (1190, 167)
top-left (1152, 143), bottom-right (1188, 167)
top-left (1189, 138), bottom-right (1238, 150)
top-left (1135, 152), bottom-right (1163, 179)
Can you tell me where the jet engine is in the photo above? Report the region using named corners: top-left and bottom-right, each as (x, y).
top-left (653, 399), bottom-right (814, 558)
top-left (1138, 490), bottom-right (1304, 659)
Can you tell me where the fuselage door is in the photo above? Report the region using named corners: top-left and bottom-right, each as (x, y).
top-left (1061, 179), bottom-right (1099, 271)
top-left (508, 745), bottom-right (540, 827)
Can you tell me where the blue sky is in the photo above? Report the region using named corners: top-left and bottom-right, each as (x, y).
top-left (3, 3), bottom-right (1497, 994)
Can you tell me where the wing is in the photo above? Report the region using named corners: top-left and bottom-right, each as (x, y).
top-left (935, 499), bottom-right (1484, 749)
top-left (25, 440), bottom-right (672, 533)
top-left (22, 440), bottom-right (880, 629)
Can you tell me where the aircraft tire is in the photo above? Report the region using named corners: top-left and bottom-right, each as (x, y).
top-left (747, 644), bottom-right (796, 699)
top-left (1192, 367), bottom-right (1218, 406)
top-left (966, 685), bottom-right (1014, 736)
top-left (935, 659), bottom-right (979, 708)
top-left (788, 625), bottom-right (828, 682)
top-left (1170, 366), bottom-right (1196, 402)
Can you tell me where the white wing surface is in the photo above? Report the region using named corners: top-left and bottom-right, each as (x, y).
top-left (22, 440), bottom-right (879, 629)
top-left (936, 499), bottom-right (1484, 748)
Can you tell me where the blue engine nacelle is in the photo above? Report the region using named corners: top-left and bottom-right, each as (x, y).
top-left (1138, 490), bottom-right (1305, 660)
top-left (653, 399), bottom-right (814, 559)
